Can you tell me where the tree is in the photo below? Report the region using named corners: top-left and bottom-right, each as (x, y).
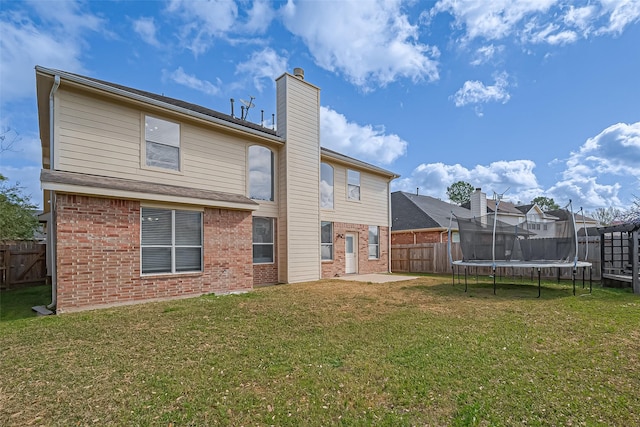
top-left (590, 206), bottom-right (623, 226)
top-left (0, 174), bottom-right (41, 240)
top-left (531, 196), bottom-right (559, 211)
top-left (621, 196), bottom-right (640, 223)
top-left (446, 181), bottom-right (474, 205)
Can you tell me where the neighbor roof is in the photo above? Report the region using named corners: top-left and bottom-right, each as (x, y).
top-left (391, 191), bottom-right (473, 231)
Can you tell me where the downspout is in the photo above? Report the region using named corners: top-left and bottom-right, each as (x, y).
top-left (388, 179), bottom-right (392, 273)
top-left (47, 75), bottom-right (60, 310)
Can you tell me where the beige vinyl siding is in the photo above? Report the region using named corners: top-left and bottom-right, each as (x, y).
top-left (320, 160), bottom-right (390, 227)
top-left (54, 89), bottom-right (271, 197)
top-left (276, 74), bottom-right (321, 283)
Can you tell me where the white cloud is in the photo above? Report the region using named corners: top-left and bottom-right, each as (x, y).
top-left (431, 0), bottom-right (640, 45)
top-left (165, 67), bottom-right (221, 96)
top-left (280, 0), bottom-right (439, 89)
top-left (597, 0), bottom-right (640, 35)
top-left (432, 0), bottom-right (558, 41)
top-left (452, 72), bottom-right (511, 112)
top-left (320, 106), bottom-right (407, 165)
top-left (133, 17), bottom-right (160, 47)
top-left (470, 44), bottom-right (504, 66)
top-left (235, 48), bottom-right (288, 92)
top-left (0, 2), bottom-right (103, 103)
top-left (167, 0), bottom-right (275, 55)
top-left (393, 159), bottom-right (542, 203)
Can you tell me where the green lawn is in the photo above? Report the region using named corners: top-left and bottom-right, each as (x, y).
top-left (1, 277), bottom-right (638, 426)
top-left (0, 284), bottom-right (51, 321)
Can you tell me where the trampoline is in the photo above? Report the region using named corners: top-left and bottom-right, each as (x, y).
top-left (448, 198), bottom-right (592, 297)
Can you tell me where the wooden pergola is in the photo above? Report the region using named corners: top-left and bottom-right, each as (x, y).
top-left (598, 222), bottom-right (640, 294)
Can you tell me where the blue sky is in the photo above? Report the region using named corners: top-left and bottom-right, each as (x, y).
top-left (1, 0), bottom-right (639, 212)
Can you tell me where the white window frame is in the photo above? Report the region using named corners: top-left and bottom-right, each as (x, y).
top-left (253, 217), bottom-right (275, 264)
top-left (368, 225), bottom-right (379, 259)
top-left (140, 207), bottom-right (203, 275)
top-left (143, 115), bottom-right (182, 172)
top-left (347, 169), bottom-right (361, 201)
top-left (321, 221), bottom-right (333, 261)
top-left (248, 145), bottom-right (275, 202)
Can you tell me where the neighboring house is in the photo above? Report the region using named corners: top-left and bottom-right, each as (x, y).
top-left (391, 191), bottom-right (472, 244)
top-left (515, 204), bottom-right (560, 238)
top-left (36, 66), bottom-right (398, 313)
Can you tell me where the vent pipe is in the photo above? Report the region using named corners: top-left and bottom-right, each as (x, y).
top-left (230, 98), bottom-right (235, 118)
top-left (293, 67), bottom-right (305, 80)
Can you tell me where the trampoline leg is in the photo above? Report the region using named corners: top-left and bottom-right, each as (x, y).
top-left (582, 268), bottom-right (585, 289)
top-left (464, 267), bottom-right (468, 292)
top-left (537, 268), bottom-right (541, 298)
top-left (572, 269), bottom-right (576, 296)
top-left (451, 266), bottom-right (454, 287)
top-left (589, 266), bottom-right (592, 293)
top-left (493, 267), bottom-right (496, 295)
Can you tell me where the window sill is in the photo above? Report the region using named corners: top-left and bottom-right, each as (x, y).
top-left (141, 271), bottom-right (203, 278)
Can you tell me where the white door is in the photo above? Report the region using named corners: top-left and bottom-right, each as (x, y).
top-left (345, 233), bottom-right (357, 274)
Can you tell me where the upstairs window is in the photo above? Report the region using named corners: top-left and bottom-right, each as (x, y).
top-left (320, 163), bottom-right (334, 209)
top-left (145, 116), bottom-right (180, 170)
top-left (368, 226), bottom-right (379, 259)
top-left (321, 221), bottom-right (333, 261)
top-left (141, 207), bottom-right (202, 274)
top-left (347, 170), bottom-right (360, 201)
top-left (253, 217), bottom-right (274, 263)
top-left (249, 145), bottom-right (274, 201)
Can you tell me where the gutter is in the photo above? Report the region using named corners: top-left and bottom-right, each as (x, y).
top-left (47, 75), bottom-right (60, 311)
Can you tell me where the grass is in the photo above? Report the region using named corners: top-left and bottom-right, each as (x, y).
top-left (0, 284), bottom-right (51, 321)
top-left (1, 276), bottom-right (639, 426)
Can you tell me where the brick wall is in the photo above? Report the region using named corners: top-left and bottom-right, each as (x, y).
top-left (55, 194), bottom-right (253, 313)
top-left (321, 222), bottom-right (389, 278)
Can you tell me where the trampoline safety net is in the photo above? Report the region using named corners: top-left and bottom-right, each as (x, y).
top-left (455, 211), bottom-right (577, 263)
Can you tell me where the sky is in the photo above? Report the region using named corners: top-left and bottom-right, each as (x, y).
top-left (1, 0), bottom-right (639, 213)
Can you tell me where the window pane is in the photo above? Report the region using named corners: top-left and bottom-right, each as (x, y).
top-left (175, 211), bottom-right (202, 245)
top-left (348, 184), bottom-right (360, 201)
top-left (253, 217), bottom-right (273, 243)
top-left (347, 170), bottom-right (360, 186)
top-left (141, 247), bottom-right (171, 274)
top-left (141, 208), bottom-right (172, 245)
top-left (368, 244), bottom-right (379, 259)
top-left (253, 244), bottom-right (274, 263)
top-left (175, 247), bottom-right (202, 272)
top-left (369, 226), bottom-right (379, 244)
top-left (145, 116), bottom-right (180, 147)
top-left (249, 146), bottom-right (274, 201)
top-left (346, 236), bottom-right (354, 253)
top-left (320, 163), bottom-right (334, 209)
top-left (321, 221), bottom-right (333, 244)
top-left (321, 244), bottom-right (333, 260)
top-left (146, 141), bottom-right (179, 170)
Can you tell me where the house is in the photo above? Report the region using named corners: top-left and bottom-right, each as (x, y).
top-left (35, 66), bottom-right (398, 313)
top-left (391, 191), bottom-right (472, 244)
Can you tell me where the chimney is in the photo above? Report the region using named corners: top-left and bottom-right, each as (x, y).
top-left (470, 188), bottom-right (487, 224)
top-left (293, 67), bottom-right (305, 80)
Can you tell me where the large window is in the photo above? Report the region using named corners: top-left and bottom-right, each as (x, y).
top-left (321, 221), bottom-right (333, 261)
top-left (253, 217), bottom-right (274, 263)
top-left (249, 145), bottom-right (274, 201)
top-left (141, 207), bottom-right (202, 274)
top-left (368, 226), bottom-right (379, 259)
top-left (145, 116), bottom-right (180, 170)
top-left (347, 169), bottom-right (360, 201)
top-left (320, 163), bottom-right (334, 209)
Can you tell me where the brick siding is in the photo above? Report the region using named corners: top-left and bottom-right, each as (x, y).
top-left (321, 222), bottom-right (389, 278)
top-left (253, 220), bottom-right (278, 286)
top-left (55, 194), bottom-right (253, 313)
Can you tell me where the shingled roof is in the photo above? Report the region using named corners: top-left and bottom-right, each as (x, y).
top-left (391, 191), bottom-right (473, 231)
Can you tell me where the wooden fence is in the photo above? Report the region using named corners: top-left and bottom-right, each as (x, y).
top-left (0, 241), bottom-right (47, 290)
top-left (392, 241), bottom-right (601, 280)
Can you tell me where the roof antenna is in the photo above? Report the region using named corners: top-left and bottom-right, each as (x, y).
top-left (240, 96), bottom-right (255, 120)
